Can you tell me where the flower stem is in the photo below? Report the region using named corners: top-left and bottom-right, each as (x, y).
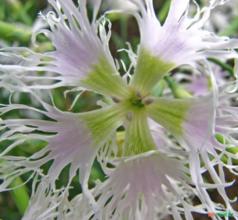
top-left (10, 177), bottom-right (29, 215)
top-left (208, 57), bottom-right (234, 78)
top-left (151, 80), bottom-right (167, 97)
top-left (0, 21), bottom-right (31, 44)
top-left (158, 0), bottom-right (171, 23)
top-left (164, 76), bottom-right (192, 98)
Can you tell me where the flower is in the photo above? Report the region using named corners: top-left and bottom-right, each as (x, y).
top-left (205, 0), bottom-right (238, 34)
top-left (0, 0), bottom-right (238, 219)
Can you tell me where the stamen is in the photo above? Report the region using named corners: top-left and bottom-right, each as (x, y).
top-left (143, 98), bottom-right (154, 105)
top-left (136, 91), bottom-right (142, 99)
top-left (126, 112), bottom-right (133, 121)
top-left (112, 96), bottom-right (121, 103)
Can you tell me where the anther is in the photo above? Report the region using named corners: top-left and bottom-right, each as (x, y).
top-left (143, 98), bottom-right (154, 105)
top-left (126, 112), bottom-right (133, 121)
top-left (136, 91), bottom-right (142, 99)
top-left (112, 96), bottom-right (121, 103)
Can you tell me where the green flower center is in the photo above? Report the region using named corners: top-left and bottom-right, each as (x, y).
top-left (129, 93), bottom-right (145, 108)
top-left (118, 89), bottom-right (154, 112)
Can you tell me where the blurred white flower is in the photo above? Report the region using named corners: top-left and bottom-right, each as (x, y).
top-left (204, 0), bottom-right (238, 33)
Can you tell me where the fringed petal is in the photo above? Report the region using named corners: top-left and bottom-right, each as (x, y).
top-left (149, 119), bottom-right (187, 156)
top-left (0, 106), bottom-right (93, 189)
top-left (0, 93), bottom-right (124, 193)
top-left (89, 152), bottom-right (195, 220)
top-left (216, 82), bottom-right (238, 145)
top-left (147, 94), bottom-right (217, 152)
top-left (102, 0), bottom-right (138, 12)
top-left (42, 0), bottom-right (128, 97)
top-left (164, 0), bottom-right (190, 25)
top-left (66, 193), bottom-right (94, 220)
top-left (0, 0), bottom-right (128, 97)
top-left (129, 0), bottom-right (238, 91)
top-left (188, 150), bottom-right (237, 218)
top-left (23, 180), bottom-right (68, 220)
top-left (214, 82), bottom-right (238, 173)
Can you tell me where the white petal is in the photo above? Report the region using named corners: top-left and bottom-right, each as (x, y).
top-left (93, 152), bottom-right (194, 219)
top-left (133, 0), bottom-right (238, 67)
top-left (23, 181), bottom-right (68, 220)
top-left (181, 95), bottom-right (216, 151)
top-left (0, 0), bottom-right (127, 97)
top-left (41, 0), bottom-right (114, 80)
top-left (147, 94), bottom-right (217, 152)
top-left (0, 94), bottom-right (123, 192)
top-left (164, 0), bottom-right (190, 25)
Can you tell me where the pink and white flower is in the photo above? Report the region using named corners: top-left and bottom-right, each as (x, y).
top-left (0, 0), bottom-right (238, 219)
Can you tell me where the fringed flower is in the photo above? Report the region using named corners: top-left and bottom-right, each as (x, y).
top-left (1, 0), bottom-right (238, 219)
